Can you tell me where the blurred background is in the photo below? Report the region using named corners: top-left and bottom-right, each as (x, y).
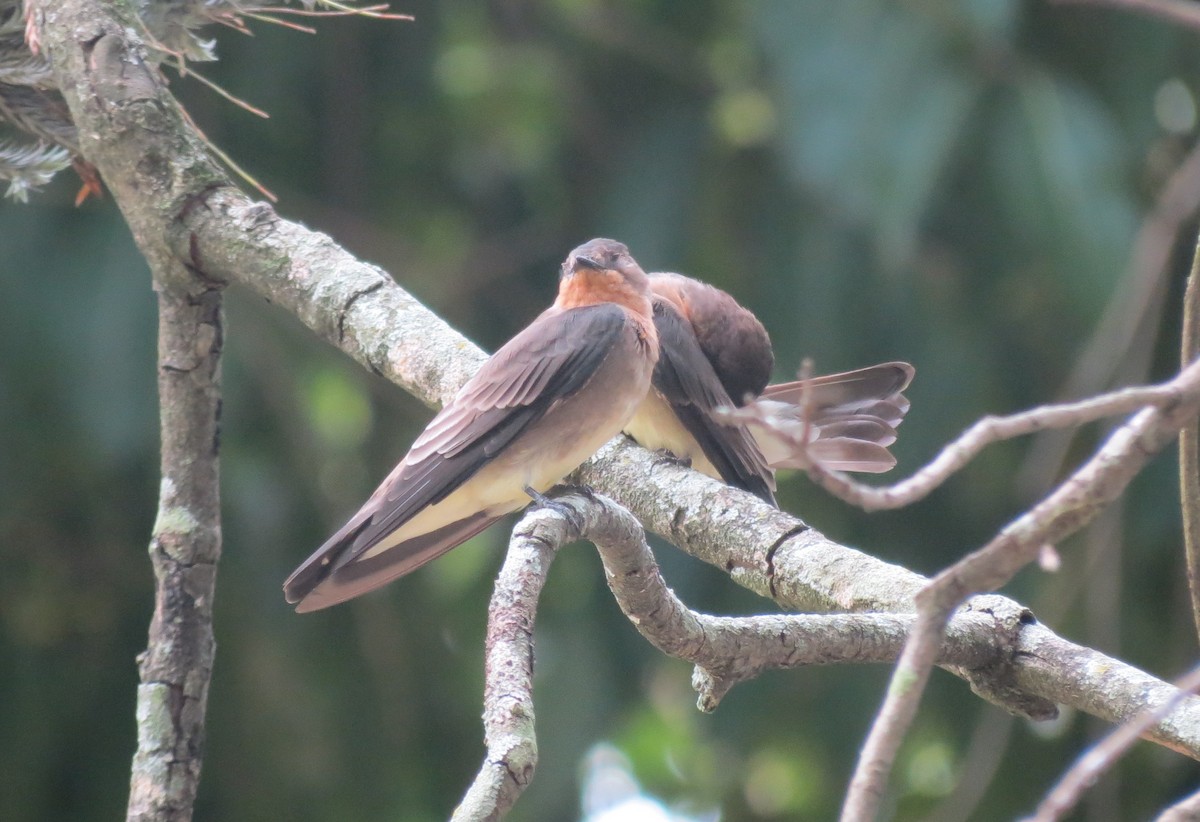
top-left (3, 0), bottom-right (1200, 819)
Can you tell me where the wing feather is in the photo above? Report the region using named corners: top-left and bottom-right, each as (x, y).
top-left (284, 303), bottom-right (630, 604)
top-left (651, 298), bottom-right (776, 504)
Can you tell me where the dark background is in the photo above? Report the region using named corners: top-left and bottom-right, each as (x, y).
top-left (3, 1), bottom-right (1199, 819)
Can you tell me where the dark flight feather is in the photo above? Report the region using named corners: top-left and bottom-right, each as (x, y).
top-left (651, 298), bottom-right (776, 504)
top-left (284, 303), bottom-right (630, 605)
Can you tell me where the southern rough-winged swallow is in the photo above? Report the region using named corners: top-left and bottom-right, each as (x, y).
top-left (285, 238), bottom-right (659, 612)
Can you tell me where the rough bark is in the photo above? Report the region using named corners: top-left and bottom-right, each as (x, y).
top-left (34, 3), bottom-right (227, 819)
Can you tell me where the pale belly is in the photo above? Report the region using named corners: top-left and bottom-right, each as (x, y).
top-left (624, 391), bottom-right (720, 480)
top-left (361, 351), bottom-right (650, 560)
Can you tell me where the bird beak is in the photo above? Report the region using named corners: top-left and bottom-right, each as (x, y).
top-left (571, 255), bottom-right (604, 272)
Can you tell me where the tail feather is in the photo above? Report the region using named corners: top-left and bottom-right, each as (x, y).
top-left (286, 512), bottom-right (501, 613)
top-left (749, 362), bottom-right (914, 474)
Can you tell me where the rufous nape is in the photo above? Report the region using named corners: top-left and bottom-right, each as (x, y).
top-left (624, 272), bottom-right (913, 502)
top-left (285, 238), bottom-right (659, 612)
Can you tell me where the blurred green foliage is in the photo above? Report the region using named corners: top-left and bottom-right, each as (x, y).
top-left (3, 0), bottom-right (1200, 819)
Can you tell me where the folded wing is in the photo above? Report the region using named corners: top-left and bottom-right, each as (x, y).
top-left (285, 303), bottom-right (630, 610)
top-left (648, 298), bottom-right (776, 504)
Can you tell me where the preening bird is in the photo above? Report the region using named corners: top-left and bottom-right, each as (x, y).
top-left (624, 273), bottom-right (777, 504)
top-left (624, 272), bottom-right (913, 501)
top-left (285, 238), bottom-right (659, 612)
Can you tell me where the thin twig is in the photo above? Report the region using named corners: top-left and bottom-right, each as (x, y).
top-left (165, 58), bottom-right (270, 118)
top-left (1026, 663), bottom-right (1200, 822)
top-left (239, 12), bottom-right (317, 35)
top-left (1155, 785), bottom-right (1200, 821)
top-left (840, 357), bottom-right (1200, 822)
top-left (313, 0), bottom-right (414, 20)
top-left (1052, 0), bottom-right (1200, 31)
top-left (1017, 132), bottom-right (1200, 495)
top-left (1181, 233), bottom-right (1200, 645)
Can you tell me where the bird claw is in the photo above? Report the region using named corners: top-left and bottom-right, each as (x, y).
top-left (652, 448), bottom-right (691, 469)
top-left (523, 484), bottom-right (592, 530)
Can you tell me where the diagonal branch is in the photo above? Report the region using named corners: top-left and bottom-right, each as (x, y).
top-left (722, 381), bottom-right (1184, 511)
top-left (841, 358), bottom-right (1200, 821)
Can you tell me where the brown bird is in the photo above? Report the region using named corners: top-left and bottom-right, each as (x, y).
top-left (625, 273), bottom-right (777, 504)
top-left (284, 238), bottom-right (659, 612)
top-left (624, 272), bottom-right (913, 499)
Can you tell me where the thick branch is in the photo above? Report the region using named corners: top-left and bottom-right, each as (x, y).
top-left (576, 492), bottom-right (1009, 709)
top-left (37, 5), bottom-right (226, 821)
top-left (128, 288), bottom-right (224, 822)
top-left (1027, 664), bottom-right (1200, 822)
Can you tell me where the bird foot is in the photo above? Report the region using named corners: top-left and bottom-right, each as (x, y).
top-left (523, 484), bottom-right (592, 530)
top-left (651, 448), bottom-right (691, 469)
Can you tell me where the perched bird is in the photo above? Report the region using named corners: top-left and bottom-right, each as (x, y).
top-left (624, 272), bottom-right (913, 500)
top-left (624, 273), bottom-right (777, 504)
top-left (285, 238), bottom-right (659, 612)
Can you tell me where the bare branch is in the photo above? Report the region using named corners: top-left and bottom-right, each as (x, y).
top-left (841, 358), bottom-right (1200, 821)
top-left (569, 492), bottom-right (1008, 708)
top-left (452, 507), bottom-right (563, 822)
top-left (1181, 233), bottom-right (1200, 644)
top-left (127, 287), bottom-right (224, 822)
top-left (1026, 663), bottom-right (1200, 822)
top-left (460, 494), bottom-right (1042, 819)
top-left (1052, 0), bottom-right (1200, 32)
top-left (1155, 786), bottom-right (1200, 821)
top-left (1018, 130), bottom-right (1200, 493)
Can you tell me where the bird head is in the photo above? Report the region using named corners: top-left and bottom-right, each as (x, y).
top-left (555, 238), bottom-right (652, 313)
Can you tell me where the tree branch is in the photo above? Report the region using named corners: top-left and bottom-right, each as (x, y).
top-left (841, 359), bottom-right (1200, 821)
top-left (452, 508), bottom-right (560, 822)
top-left (34, 5), bottom-right (226, 820)
top-left (459, 493), bottom-right (1047, 820)
top-left (723, 381), bottom-right (1184, 511)
top-left (127, 287), bottom-right (224, 822)
top-left (1026, 663), bottom-right (1200, 822)
top-left (1181, 232), bottom-right (1200, 644)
